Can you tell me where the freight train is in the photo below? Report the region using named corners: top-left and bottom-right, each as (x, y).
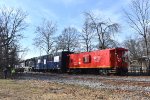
top-left (21, 48), bottom-right (128, 75)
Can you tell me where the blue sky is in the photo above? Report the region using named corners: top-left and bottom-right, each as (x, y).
top-left (0, 0), bottom-right (133, 59)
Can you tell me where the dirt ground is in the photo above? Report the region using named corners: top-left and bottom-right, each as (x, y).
top-left (0, 78), bottom-right (150, 100)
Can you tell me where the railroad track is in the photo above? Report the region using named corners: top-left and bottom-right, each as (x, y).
top-left (21, 72), bottom-right (150, 82)
top-left (17, 72), bottom-right (150, 92)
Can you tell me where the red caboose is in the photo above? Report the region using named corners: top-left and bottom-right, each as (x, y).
top-left (68, 48), bottom-right (128, 75)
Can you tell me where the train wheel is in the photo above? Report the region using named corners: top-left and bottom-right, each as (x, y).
top-left (57, 69), bottom-right (62, 74)
top-left (67, 69), bottom-right (73, 74)
top-left (99, 69), bottom-right (109, 75)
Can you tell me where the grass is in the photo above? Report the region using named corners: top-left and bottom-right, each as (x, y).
top-left (0, 79), bottom-right (149, 100)
top-left (0, 79), bottom-right (44, 100)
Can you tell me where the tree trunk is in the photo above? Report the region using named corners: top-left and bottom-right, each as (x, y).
top-left (144, 35), bottom-right (150, 74)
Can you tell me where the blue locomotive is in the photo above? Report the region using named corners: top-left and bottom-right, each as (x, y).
top-left (24, 51), bottom-right (72, 72)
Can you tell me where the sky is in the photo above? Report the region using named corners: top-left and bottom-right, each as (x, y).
top-left (0, 0), bottom-right (133, 59)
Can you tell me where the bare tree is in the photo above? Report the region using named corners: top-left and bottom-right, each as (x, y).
top-left (124, 0), bottom-right (150, 73)
top-left (80, 15), bottom-right (95, 52)
top-left (55, 27), bottom-right (79, 52)
top-left (0, 7), bottom-right (27, 70)
top-left (85, 12), bottom-right (120, 49)
top-left (123, 38), bottom-right (144, 60)
top-left (33, 19), bottom-right (57, 55)
top-left (124, 0), bottom-right (150, 57)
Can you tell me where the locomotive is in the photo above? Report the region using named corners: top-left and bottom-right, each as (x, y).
top-left (24, 51), bottom-right (71, 72)
top-left (23, 48), bottom-right (128, 75)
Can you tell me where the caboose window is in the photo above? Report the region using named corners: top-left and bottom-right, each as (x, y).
top-left (70, 59), bottom-right (73, 63)
top-left (83, 55), bottom-right (91, 63)
top-left (122, 51), bottom-right (128, 62)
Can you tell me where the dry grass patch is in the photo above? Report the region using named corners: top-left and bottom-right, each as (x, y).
top-left (0, 79), bottom-right (149, 100)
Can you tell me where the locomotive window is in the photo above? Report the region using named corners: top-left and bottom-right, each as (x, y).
top-left (48, 55), bottom-right (53, 61)
top-left (54, 56), bottom-right (59, 62)
top-left (44, 59), bottom-right (46, 64)
top-left (83, 55), bottom-right (91, 63)
top-left (38, 59), bottom-right (41, 63)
